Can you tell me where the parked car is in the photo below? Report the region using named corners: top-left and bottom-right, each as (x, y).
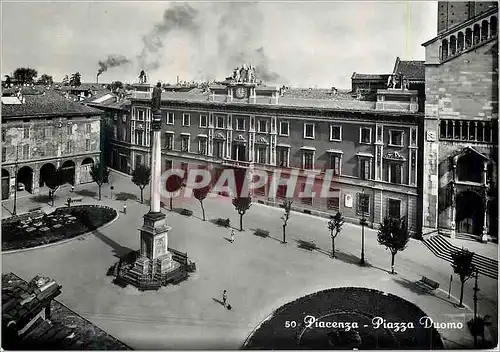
top-left (17, 183), bottom-right (25, 191)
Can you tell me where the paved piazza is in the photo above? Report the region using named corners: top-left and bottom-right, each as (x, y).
top-left (2, 171), bottom-right (498, 349)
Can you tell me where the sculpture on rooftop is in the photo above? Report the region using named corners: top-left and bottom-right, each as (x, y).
top-left (231, 64), bottom-right (257, 84)
top-left (139, 70), bottom-right (148, 84)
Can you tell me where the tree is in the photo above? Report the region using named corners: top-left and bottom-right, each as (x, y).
top-left (232, 197), bottom-right (251, 231)
top-left (111, 81), bottom-right (124, 92)
top-left (165, 174), bottom-right (184, 210)
top-left (13, 67), bottom-right (38, 84)
top-left (377, 216), bottom-right (411, 274)
top-left (45, 168), bottom-right (65, 207)
top-left (131, 164), bottom-right (151, 203)
top-left (469, 315), bottom-right (492, 347)
top-left (451, 248), bottom-right (476, 307)
top-left (281, 199), bottom-right (292, 243)
top-left (70, 72), bottom-right (81, 87)
top-left (328, 211), bottom-right (345, 258)
top-left (90, 162), bottom-right (110, 201)
top-left (4, 75), bottom-right (11, 87)
top-left (62, 75), bottom-right (70, 86)
top-left (193, 184), bottom-right (211, 221)
top-left (37, 74), bottom-right (53, 85)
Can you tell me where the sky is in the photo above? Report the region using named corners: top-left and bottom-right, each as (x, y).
top-left (1, 1), bottom-right (438, 89)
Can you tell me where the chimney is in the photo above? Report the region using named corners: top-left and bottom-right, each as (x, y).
top-left (177, 76), bottom-right (179, 84)
top-left (96, 74), bottom-right (99, 85)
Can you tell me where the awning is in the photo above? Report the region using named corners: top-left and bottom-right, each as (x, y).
top-left (300, 146), bottom-right (316, 151)
top-left (326, 149), bottom-right (343, 154)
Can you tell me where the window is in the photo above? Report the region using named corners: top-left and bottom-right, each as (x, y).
top-left (236, 118), bottom-right (245, 131)
top-left (85, 139), bottom-right (91, 151)
top-left (137, 109), bottom-right (145, 121)
top-left (258, 120), bottom-right (268, 133)
top-left (304, 123), bottom-right (315, 139)
top-left (327, 196), bottom-right (340, 211)
top-left (388, 199), bottom-right (401, 219)
top-left (360, 127), bottom-right (372, 144)
top-left (181, 135), bottom-right (190, 152)
top-left (85, 123), bottom-right (91, 134)
top-left (216, 116), bottom-right (225, 129)
top-left (330, 154), bottom-right (341, 176)
top-left (277, 185), bottom-right (287, 199)
top-left (66, 124), bottom-right (72, 135)
top-left (279, 121), bottom-right (289, 136)
top-left (121, 127), bottom-right (127, 141)
top-left (359, 158), bottom-right (371, 180)
top-left (2, 147), bottom-right (6, 162)
top-left (113, 126), bottom-right (117, 139)
top-left (182, 114), bottom-right (191, 126)
top-left (23, 126), bottom-right (30, 138)
top-left (166, 112), bottom-right (174, 125)
top-left (165, 133), bottom-right (174, 150)
top-left (389, 130), bottom-right (403, 146)
top-left (357, 193), bottom-right (370, 216)
top-left (256, 146), bottom-right (267, 164)
top-left (198, 137), bottom-right (207, 155)
top-left (303, 152), bottom-right (314, 170)
top-left (165, 159), bottom-right (172, 170)
top-left (330, 125), bottom-right (342, 141)
top-left (199, 115), bottom-right (208, 128)
top-left (66, 141), bottom-right (73, 154)
top-left (214, 141), bottom-right (224, 158)
top-left (301, 183), bottom-right (313, 205)
top-left (136, 154), bottom-right (142, 167)
top-left (2, 130), bottom-right (5, 142)
top-left (181, 162), bottom-right (188, 180)
top-left (135, 131), bottom-right (144, 146)
top-left (277, 147), bottom-right (289, 167)
top-left (45, 126), bottom-right (52, 138)
top-left (389, 163), bottom-right (402, 184)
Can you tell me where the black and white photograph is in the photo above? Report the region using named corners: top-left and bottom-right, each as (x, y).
top-left (1, 0), bottom-right (498, 349)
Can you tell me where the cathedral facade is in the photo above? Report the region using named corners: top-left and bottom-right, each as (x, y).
top-left (421, 1), bottom-right (498, 241)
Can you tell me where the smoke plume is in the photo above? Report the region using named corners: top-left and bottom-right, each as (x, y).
top-left (97, 55), bottom-right (131, 76)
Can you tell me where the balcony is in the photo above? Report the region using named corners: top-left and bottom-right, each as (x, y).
top-left (221, 159), bottom-right (253, 168)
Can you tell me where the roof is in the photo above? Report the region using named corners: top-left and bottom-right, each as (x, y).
top-left (2, 90), bottom-right (103, 118)
top-left (393, 57), bottom-right (425, 81)
top-left (351, 73), bottom-right (391, 81)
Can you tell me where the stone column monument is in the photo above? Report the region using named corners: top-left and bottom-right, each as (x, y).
top-left (128, 82), bottom-right (174, 280)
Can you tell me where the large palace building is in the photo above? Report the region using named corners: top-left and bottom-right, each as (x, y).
top-left (1, 89), bottom-right (103, 200)
top-left (421, 1), bottom-right (498, 241)
top-left (120, 65), bottom-right (425, 233)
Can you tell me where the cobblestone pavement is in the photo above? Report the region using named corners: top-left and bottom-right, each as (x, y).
top-left (2, 170), bottom-right (497, 349)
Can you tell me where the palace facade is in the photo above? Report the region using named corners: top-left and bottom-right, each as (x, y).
top-left (421, 1), bottom-right (498, 240)
top-left (1, 89), bottom-right (103, 200)
top-left (124, 73), bottom-right (424, 232)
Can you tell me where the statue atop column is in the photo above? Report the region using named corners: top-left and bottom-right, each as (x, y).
top-left (233, 66), bottom-right (241, 82)
top-left (139, 70), bottom-right (148, 84)
top-left (151, 82), bottom-right (162, 115)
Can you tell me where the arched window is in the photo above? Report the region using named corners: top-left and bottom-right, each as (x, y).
top-left (465, 28), bottom-right (473, 48)
top-left (450, 36), bottom-right (457, 55)
top-left (442, 39), bottom-right (449, 60)
top-left (491, 16), bottom-right (497, 37)
top-left (473, 24), bottom-right (480, 45)
top-left (457, 32), bottom-right (464, 52)
top-left (457, 153), bottom-right (482, 183)
top-left (481, 20), bottom-right (489, 41)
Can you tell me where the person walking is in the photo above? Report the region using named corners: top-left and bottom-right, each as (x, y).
top-left (123, 203), bottom-right (127, 214)
top-left (230, 229), bottom-right (235, 243)
top-left (222, 290), bottom-right (228, 307)
top-left (71, 185), bottom-right (75, 193)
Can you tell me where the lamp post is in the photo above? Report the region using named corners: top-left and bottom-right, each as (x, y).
top-left (359, 188), bottom-right (368, 265)
top-left (12, 145), bottom-right (19, 216)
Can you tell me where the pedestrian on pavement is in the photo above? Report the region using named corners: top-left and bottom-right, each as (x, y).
top-left (230, 229), bottom-right (235, 243)
top-left (123, 203), bottom-right (127, 214)
top-left (71, 185), bottom-right (75, 193)
top-left (222, 290), bottom-right (227, 307)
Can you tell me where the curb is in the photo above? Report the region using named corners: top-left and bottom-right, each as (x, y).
top-left (2, 206), bottom-right (120, 255)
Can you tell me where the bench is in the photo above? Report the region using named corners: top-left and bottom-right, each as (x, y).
top-left (168, 248), bottom-right (189, 266)
top-left (298, 240), bottom-right (317, 251)
top-left (179, 209), bottom-right (193, 217)
top-left (419, 276), bottom-right (440, 290)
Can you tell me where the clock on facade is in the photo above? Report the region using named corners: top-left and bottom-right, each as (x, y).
top-left (235, 87), bottom-right (247, 99)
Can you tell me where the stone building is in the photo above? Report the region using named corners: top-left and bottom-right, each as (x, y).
top-left (421, 2), bottom-right (498, 241)
top-left (1, 90), bottom-right (103, 200)
top-left (127, 72), bottom-right (424, 232)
